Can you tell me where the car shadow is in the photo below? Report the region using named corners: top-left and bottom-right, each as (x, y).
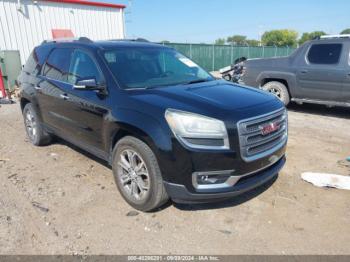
top-left (54, 137), bottom-right (278, 212)
top-left (172, 175), bottom-right (278, 211)
top-left (288, 102), bottom-right (350, 120)
top-left (55, 138), bottom-right (111, 169)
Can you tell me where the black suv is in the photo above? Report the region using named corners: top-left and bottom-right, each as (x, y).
top-left (242, 36), bottom-right (350, 107)
top-left (18, 38), bottom-right (288, 211)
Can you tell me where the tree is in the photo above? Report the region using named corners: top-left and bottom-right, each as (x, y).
top-left (340, 28), bottom-right (350, 34)
top-left (246, 39), bottom-right (260, 46)
top-left (261, 29), bottom-right (298, 47)
top-left (214, 38), bottom-right (226, 45)
top-left (299, 31), bottom-right (326, 45)
top-left (226, 35), bottom-right (247, 45)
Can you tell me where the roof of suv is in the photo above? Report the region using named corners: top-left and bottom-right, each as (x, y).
top-left (309, 37), bottom-right (350, 44)
top-left (40, 38), bottom-right (168, 50)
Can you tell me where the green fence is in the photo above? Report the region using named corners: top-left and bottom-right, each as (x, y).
top-left (163, 43), bottom-right (296, 71)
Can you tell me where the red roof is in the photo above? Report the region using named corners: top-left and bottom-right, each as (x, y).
top-left (43, 0), bottom-right (126, 9)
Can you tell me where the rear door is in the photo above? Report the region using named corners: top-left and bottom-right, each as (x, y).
top-left (36, 48), bottom-right (74, 133)
top-left (296, 43), bottom-right (345, 101)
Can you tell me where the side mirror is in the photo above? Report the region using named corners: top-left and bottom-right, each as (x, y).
top-left (73, 78), bottom-right (104, 91)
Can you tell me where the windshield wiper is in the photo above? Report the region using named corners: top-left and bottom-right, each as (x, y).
top-left (144, 84), bottom-right (171, 90)
top-left (144, 79), bottom-right (213, 89)
top-left (183, 79), bottom-right (212, 85)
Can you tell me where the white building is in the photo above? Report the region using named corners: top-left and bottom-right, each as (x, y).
top-left (0, 0), bottom-right (126, 64)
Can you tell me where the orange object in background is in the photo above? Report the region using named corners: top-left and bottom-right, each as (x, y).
top-left (52, 29), bottom-right (74, 39)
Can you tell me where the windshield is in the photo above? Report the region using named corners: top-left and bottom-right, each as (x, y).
top-left (102, 47), bottom-right (214, 89)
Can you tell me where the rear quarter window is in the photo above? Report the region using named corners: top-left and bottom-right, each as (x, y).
top-left (23, 51), bottom-right (39, 75)
top-left (307, 44), bottom-right (342, 65)
top-left (23, 46), bottom-right (53, 75)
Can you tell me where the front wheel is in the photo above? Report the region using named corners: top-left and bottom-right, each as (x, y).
top-left (112, 136), bottom-right (169, 212)
top-left (262, 81), bottom-right (290, 106)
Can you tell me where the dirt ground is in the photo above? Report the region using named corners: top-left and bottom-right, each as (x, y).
top-left (0, 102), bottom-right (350, 255)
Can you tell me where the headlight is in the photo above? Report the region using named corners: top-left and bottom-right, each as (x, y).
top-left (165, 109), bottom-right (229, 150)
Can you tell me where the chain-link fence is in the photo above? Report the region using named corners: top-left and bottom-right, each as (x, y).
top-left (163, 43), bottom-right (296, 71)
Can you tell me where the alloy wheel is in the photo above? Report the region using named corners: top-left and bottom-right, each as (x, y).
top-left (25, 110), bottom-right (37, 141)
top-left (117, 149), bottom-right (150, 201)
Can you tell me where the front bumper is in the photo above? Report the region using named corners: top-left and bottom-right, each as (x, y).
top-left (164, 156), bottom-right (285, 203)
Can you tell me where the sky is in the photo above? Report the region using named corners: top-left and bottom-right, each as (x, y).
top-left (105, 0), bottom-right (349, 43)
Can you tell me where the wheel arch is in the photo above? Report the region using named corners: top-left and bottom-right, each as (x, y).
top-left (107, 111), bottom-right (172, 167)
top-left (20, 97), bottom-right (31, 112)
top-left (110, 123), bottom-right (156, 157)
top-left (257, 71), bottom-right (297, 98)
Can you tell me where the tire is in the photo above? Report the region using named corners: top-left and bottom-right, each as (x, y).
top-left (22, 103), bottom-right (52, 146)
top-left (112, 136), bottom-right (169, 212)
top-left (223, 74), bottom-right (232, 81)
top-left (262, 81), bottom-right (290, 106)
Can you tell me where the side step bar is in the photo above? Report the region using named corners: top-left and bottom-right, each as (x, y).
top-left (292, 98), bottom-right (350, 108)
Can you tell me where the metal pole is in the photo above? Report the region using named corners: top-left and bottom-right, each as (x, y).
top-left (274, 45), bottom-right (277, 57)
top-left (231, 44), bottom-right (233, 64)
top-left (190, 43), bottom-right (192, 59)
top-left (262, 45), bottom-right (265, 58)
top-left (212, 44), bottom-right (215, 71)
top-left (245, 42), bottom-right (250, 58)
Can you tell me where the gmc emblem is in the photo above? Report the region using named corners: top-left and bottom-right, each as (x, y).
top-left (260, 122), bottom-right (280, 136)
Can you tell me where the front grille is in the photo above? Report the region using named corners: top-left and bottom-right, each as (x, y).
top-left (237, 109), bottom-right (288, 162)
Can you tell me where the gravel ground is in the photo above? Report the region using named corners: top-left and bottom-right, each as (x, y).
top-left (0, 102), bottom-right (350, 255)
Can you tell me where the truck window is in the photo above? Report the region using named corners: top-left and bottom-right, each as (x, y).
top-left (307, 44), bottom-right (342, 65)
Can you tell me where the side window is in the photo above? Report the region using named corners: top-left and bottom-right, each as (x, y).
top-left (23, 50), bottom-right (40, 75)
top-left (160, 52), bottom-right (188, 75)
top-left (307, 44), bottom-right (342, 65)
top-left (43, 48), bottom-right (73, 82)
top-left (68, 50), bottom-right (102, 85)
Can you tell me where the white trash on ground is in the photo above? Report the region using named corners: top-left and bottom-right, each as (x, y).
top-left (301, 172), bottom-right (350, 190)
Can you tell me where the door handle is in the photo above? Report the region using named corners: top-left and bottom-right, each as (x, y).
top-left (60, 94), bottom-right (70, 100)
top-left (300, 70), bottom-right (308, 74)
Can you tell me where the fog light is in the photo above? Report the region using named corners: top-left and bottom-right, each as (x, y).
top-left (192, 170), bottom-right (237, 191)
top-left (198, 174), bottom-right (229, 185)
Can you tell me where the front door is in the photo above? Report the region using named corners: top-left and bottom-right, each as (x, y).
top-left (296, 43), bottom-right (345, 101)
top-left (62, 48), bottom-right (109, 151)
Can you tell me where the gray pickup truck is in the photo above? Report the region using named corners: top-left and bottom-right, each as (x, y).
top-left (241, 35), bottom-right (350, 107)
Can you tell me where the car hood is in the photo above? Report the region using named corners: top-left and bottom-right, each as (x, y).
top-left (128, 80), bottom-right (280, 114)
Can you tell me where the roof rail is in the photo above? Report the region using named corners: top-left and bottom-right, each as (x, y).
top-left (109, 38), bottom-right (150, 43)
top-left (41, 37), bottom-right (93, 45)
top-left (320, 34), bottom-right (350, 39)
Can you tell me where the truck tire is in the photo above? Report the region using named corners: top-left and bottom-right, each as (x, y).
top-left (262, 81), bottom-right (290, 106)
top-left (112, 136), bottom-right (169, 212)
top-left (223, 74), bottom-right (232, 81)
top-left (22, 103), bottom-right (52, 146)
